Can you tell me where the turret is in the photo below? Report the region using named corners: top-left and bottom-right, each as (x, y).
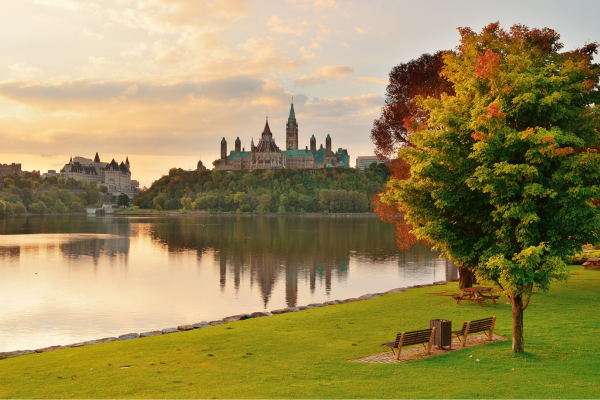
top-left (94, 152), bottom-right (100, 163)
top-left (286, 101), bottom-right (298, 151)
top-left (326, 134), bottom-right (331, 157)
top-left (251, 138), bottom-right (255, 153)
top-left (310, 134), bottom-right (316, 155)
top-left (221, 137), bottom-right (227, 159)
top-left (235, 137), bottom-right (241, 153)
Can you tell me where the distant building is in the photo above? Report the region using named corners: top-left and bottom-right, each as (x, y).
top-left (197, 159), bottom-right (207, 171)
top-left (42, 170), bottom-right (60, 179)
top-left (215, 103), bottom-right (350, 170)
top-left (60, 153), bottom-right (139, 198)
top-left (0, 163), bottom-right (23, 177)
top-left (355, 156), bottom-right (385, 172)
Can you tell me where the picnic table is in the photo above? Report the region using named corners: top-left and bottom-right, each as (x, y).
top-left (452, 287), bottom-right (500, 307)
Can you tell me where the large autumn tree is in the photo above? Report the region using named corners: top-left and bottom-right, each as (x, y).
top-left (370, 51), bottom-right (483, 285)
top-left (382, 22), bottom-right (600, 353)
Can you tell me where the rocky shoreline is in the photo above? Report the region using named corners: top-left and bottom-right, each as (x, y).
top-left (0, 281), bottom-right (449, 359)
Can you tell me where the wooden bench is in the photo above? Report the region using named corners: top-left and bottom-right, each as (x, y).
top-left (382, 327), bottom-right (436, 360)
top-left (452, 316), bottom-right (496, 348)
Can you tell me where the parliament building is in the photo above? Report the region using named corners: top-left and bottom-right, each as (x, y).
top-left (215, 103), bottom-right (350, 170)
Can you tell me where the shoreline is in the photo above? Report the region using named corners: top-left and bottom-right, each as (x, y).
top-left (0, 280), bottom-right (449, 358)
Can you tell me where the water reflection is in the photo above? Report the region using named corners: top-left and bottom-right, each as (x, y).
top-left (0, 215), bottom-right (456, 352)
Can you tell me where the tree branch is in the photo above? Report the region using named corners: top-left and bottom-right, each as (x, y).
top-left (522, 283), bottom-right (534, 310)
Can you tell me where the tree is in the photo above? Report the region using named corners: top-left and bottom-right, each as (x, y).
top-left (370, 51), bottom-right (455, 159)
top-left (369, 51), bottom-right (475, 283)
top-left (117, 194), bottom-right (130, 207)
top-left (99, 185), bottom-right (108, 194)
top-left (382, 22), bottom-right (600, 353)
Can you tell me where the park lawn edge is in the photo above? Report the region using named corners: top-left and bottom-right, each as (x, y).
top-left (0, 265), bottom-right (598, 398)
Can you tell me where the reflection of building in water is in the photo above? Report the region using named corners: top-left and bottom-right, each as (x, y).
top-left (0, 246), bottom-right (20, 261)
top-left (60, 220), bottom-right (131, 265)
top-left (397, 243), bottom-right (458, 283)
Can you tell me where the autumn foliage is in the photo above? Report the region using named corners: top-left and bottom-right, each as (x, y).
top-left (381, 21), bottom-right (600, 353)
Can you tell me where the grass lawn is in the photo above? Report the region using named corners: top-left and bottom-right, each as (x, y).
top-left (1, 266), bottom-right (599, 398)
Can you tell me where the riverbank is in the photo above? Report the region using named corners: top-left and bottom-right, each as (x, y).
top-left (114, 209), bottom-right (378, 218)
top-left (1, 265), bottom-right (598, 398)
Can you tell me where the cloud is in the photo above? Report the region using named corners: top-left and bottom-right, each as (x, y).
top-left (341, 42), bottom-right (349, 48)
top-left (267, 15), bottom-right (311, 36)
top-left (293, 65), bottom-right (356, 87)
top-left (286, 0), bottom-right (340, 10)
top-left (360, 77), bottom-right (388, 84)
top-left (8, 64), bottom-right (44, 79)
top-left (81, 29), bottom-right (104, 39)
top-left (293, 75), bottom-right (328, 87)
top-left (355, 27), bottom-right (370, 35)
top-left (317, 65), bottom-right (355, 78)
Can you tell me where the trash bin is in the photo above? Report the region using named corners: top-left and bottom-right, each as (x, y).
top-left (430, 319), bottom-right (452, 349)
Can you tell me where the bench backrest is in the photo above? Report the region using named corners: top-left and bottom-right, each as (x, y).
top-left (394, 328), bottom-right (433, 347)
top-left (459, 317), bottom-right (494, 335)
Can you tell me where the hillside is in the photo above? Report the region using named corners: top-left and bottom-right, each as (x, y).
top-left (134, 165), bottom-right (388, 213)
top-left (0, 172), bottom-right (105, 215)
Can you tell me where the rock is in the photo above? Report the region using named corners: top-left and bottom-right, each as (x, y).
top-left (283, 307), bottom-right (300, 312)
top-left (177, 325), bottom-right (195, 331)
top-left (69, 342), bottom-right (87, 347)
top-left (344, 298), bottom-right (360, 303)
top-left (240, 314), bottom-right (254, 320)
top-left (307, 303), bottom-right (325, 308)
top-left (222, 315), bottom-right (241, 322)
top-left (270, 309), bottom-right (287, 314)
top-left (384, 288), bottom-right (406, 294)
top-left (118, 333), bottom-right (140, 341)
top-left (297, 306), bottom-right (309, 310)
top-left (324, 300), bottom-right (339, 305)
top-left (251, 312), bottom-right (268, 318)
top-left (82, 337), bottom-right (117, 346)
top-left (262, 312), bottom-right (273, 316)
top-left (433, 281), bottom-right (447, 286)
top-left (209, 321), bottom-right (224, 326)
top-left (35, 345), bottom-right (66, 353)
top-left (358, 293), bottom-right (380, 300)
top-left (161, 328), bottom-right (179, 334)
top-left (0, 350), bottom-right (35, 357)
top-left (192, 322), bottom-right (211, 328)
top-left (140, 331), bottom-right (163, 338)
top-left (334, 299), bottom-right (347, 304)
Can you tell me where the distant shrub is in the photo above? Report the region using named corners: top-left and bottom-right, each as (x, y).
top-left (28, 201), bottom-right (48, 214)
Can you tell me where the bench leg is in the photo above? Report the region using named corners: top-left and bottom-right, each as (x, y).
top-left (394, 333), bottom-right (405, 361)
top-left (461, 322), bottom-right (471, 348)
top-left (426, 327), bottom-right (436, 355)
top-left (488, 316), bottom-right (496, 341)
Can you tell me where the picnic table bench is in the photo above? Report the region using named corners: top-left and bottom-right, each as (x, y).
top-left (452, 316), bottom-right (496, 348)
top-left (582, 258), bottom-right (600, 269)
top-left (382, 327), bottom-right (436, 360)
top-left (452, 286), bottom-right (500, 307)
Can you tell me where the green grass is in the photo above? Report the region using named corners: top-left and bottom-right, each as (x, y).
top-left (1, 266), bottom-right (599, 398)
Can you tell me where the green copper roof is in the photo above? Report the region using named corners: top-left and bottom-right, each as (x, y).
top-left (315, 147), bottom-right (326, 163)
top-left (288, 103), bottom-right (296, 121)
top-left (310, 134), bottom-right (315, 140)
top-left (235, 137), bottom-right (241, 142)
top-left (221, 137), bottom-right (226, 143)
top-left (282, 149), bottom-right (314, 158)
top-left (326, 134), bottom-right (331, 140)
top-left (227, 151), bottom-right (251, 159)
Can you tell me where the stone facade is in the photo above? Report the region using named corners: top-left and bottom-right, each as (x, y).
top-left (215, 103), bottom-right (350, 171)
top-left (60, 153), bottom-right (139, 198)
top-left (0, 163), bottom-right (22, 177)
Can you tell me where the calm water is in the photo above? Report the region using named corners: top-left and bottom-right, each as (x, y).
top-left (0, 215), bottom-right (457, 352)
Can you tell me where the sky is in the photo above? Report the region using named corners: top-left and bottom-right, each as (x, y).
top-left (1, 0), bottom-right (600, 187)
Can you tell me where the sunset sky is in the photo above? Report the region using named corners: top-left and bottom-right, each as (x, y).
top-left (1, 0), bottom-right (599, 186)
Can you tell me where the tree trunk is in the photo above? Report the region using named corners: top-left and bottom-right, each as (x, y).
top-left (457, 266), bottom-right (476, 289)
top-left (510, 294), bottom-right (525, 353)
